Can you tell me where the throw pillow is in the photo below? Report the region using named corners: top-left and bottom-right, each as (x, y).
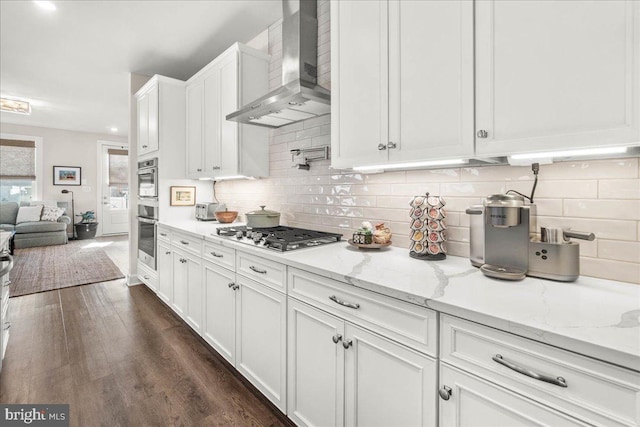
top-left (16, 205), bottom-right (43, 224)
top-left (41, 205), bottom-right (65, 222)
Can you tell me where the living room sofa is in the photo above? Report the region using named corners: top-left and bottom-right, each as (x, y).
top-left (0, 202), bottom-right (71, 249)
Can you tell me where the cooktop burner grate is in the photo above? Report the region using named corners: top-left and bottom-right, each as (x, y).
top-left (216, 225), bottom-right (342, 251)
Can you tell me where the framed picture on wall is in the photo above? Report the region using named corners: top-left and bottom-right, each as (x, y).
top-left (170, 186), bottom-right (196, 206)
top-left (53, 166), bottom-right (82, 186)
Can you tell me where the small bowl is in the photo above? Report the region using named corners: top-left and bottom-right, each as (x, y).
top-left (215, 210), bottom-right (238, 223)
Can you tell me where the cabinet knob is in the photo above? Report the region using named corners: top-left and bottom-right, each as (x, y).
top-left (213, 166), bottom-right (221, 170)
top-left (332, 334), bottom-right (342, 344)
top-left (342, 339), bottom-right (353, 349)
top-left (387, 141), bottom-right (397, 149)
top-left (228, 282), bottom-right (235, 288)
top-left (377, 143), bottom-right (387, 151)
top-left (476, 130), bottom-right (488, 139)
top-left (142, 145), bottom-right (148, 148)
top-left (439, 385), bottom-right (452, 401)
top-left (197, 168), bottom-right (202, 172)
top-left (165, 251), bottom-right (171, 255)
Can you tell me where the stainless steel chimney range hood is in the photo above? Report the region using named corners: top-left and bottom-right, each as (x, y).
top-left (226, 0), bottom-right (330, 129)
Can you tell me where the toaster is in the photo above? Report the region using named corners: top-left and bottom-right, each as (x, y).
top-left (195, 203), bottom-right (225, 221)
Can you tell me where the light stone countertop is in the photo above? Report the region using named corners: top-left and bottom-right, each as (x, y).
top-left (160, 220), bottom-right (640, 372)
top-left (0, 231), bottom-right (12, 249)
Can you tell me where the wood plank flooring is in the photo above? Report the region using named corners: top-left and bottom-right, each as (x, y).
top-left (0, 277), bottom-right (289, 426)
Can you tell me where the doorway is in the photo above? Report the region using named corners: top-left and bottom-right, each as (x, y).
top-left (97, 141), bottom-right (129, 235)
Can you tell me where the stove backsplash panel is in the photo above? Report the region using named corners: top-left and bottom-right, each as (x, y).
top-left (216, 1), bottom-right (639, 284)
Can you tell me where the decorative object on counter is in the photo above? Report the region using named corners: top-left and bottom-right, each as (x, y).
top-left (349, 221), bottom-right (392, 249)
top-left (170, 186), bottom-right (196, 206)
top-left (53, 166), bottom-right (81, 186)
top-left (245, 206), bottom-right (280, 228)
top-left (214, 209), bottom-right (238, 224)
top-left (409, 193), bottom-right (447, 261)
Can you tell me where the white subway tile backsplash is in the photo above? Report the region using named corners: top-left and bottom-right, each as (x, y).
top-left (212, 3), bottom-right (640, 284)
top-left (599, 179), bottom-right (640, 199)
top-left (563, 199), bottom-right (640, 221)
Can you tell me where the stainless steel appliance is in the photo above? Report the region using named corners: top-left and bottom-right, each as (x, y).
top-left (216, 225), bottom-right (342, 252)
top-left (481, 194), bottom-right (535, 280)
top-left (137, 200), bottom-right (158, 269)
top-left (226, 0), bottom-right (330, 128)
top-left (465, 205), bottom-right (484, 267)
top-left (137, 158), bottom-right (158, 199)
top-left (528, 229), bottom-right (594, 282)
top-left (195, 202), bottom-right (225, 221)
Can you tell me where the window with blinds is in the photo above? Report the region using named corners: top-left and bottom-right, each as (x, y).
top-left (107, 148), bottom-right (129, 209)
top-left (0, 139), bottom-right (36, 203)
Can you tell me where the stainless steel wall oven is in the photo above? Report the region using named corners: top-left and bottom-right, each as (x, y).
top-left (137, 158), bottom-right (158, 199)
top-left (137, 200), bottom-right (158, 270)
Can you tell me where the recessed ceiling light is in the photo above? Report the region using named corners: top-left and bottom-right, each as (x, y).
top-left (0, 97), bottom-right (32, 115)
top-left (34, 1), bottom-right (56, 11)
top-left (109, 127), bottom-right (118, 132)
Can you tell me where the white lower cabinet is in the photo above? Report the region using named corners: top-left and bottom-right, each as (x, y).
top-left (439, 364), bottom-right (589, 427)
top-left (236, 275), bottom-right (287, 412)
top-left (203, 260), bottom-right (237, 364)
top-left (156, 240), bottom-right (173, 304)
top-left (288, 298), bottom-right (437, 427)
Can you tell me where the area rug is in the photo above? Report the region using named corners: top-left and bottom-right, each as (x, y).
top-left (9, 240), bottom-right (125, 297)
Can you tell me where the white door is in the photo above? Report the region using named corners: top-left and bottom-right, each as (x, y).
top-left (344, 324), bottom-right (437, 427)
top-left (235, 276), bottom-right (287, 412)
top-left (186, 79), bottom-right (204, 178)
top-left (157, 241), bottom-right (173, 304)
top-left (439, 364), bottom-right (590, 427)
top-left (171, 248), bottom-right (188, 319)
top-left (287, 299), bottom-right (345, 427)
top-left (331, 0), bottom-right (389, 169)
top-left (100, 143), bottom-right (129, 235)
top-left (185, 252), bottom-right (203, 333)
top-left (203, 261), bottom-right (237, 364)
top-left (475, 0), bottom-right (640, 156)
top-left (388, 0), bottom-right (474, 162)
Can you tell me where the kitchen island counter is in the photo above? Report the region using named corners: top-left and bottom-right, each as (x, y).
top-left (160, 220), bottom-right (640, 372)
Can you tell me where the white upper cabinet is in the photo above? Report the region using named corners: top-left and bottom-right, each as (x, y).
top-left (135, 75), bottom-right (185, 159)
top-left (331, 0), bottom-right (475, 169)
top-left (475, 0), bottom-right (640, 156)
top-left (186, 43), bottom-right (270, 179)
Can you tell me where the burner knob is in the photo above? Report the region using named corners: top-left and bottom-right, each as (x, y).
top-left (236, 231), bottom-right (244, 239)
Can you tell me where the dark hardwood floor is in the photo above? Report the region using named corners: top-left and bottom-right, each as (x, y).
top-left (0, 280), bottom-right (288, 427)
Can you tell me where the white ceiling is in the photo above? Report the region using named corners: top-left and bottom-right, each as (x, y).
top-left (0, 0), bottom-right (281, 137)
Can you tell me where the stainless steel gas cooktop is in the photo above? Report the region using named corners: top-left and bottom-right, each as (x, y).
top-left (216, 225), bottom-right (342, 252)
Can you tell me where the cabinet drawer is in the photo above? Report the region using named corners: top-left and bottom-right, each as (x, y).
top-left (440, 314), bottom-right (640, 427)
top-left (137, 261), bottom-right (158, 291)
top-left (288, 267), bottom-right (437, 357)
top-left (203, 241), bottom-right (235, 270)
top-left (171, 231), bottom-right (202, 257)
top-left (157, 225), bottom-right (170, 242)
top-left (236, 252), bottom-right (286, 292)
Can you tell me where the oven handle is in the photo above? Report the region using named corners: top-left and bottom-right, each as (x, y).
top-left (136, 216), bottom-right (157, 225)
top-left (137, 167), bottom-right (157, 175)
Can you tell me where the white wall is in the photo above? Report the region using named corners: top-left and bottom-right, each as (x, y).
top-left (0, 122), bottom-right (126, 222)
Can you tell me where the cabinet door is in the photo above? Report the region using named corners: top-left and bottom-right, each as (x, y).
top-left (147, 84), bottom-right (159, 153)
top-left (388, 0), bottom-right (474, 162)
top-left (157, 241), bottom-right (173, 304)
top-left (171, 249), bottom-right (188, 319)
top-left (475, 0), bottom-right (640, 156)
top-left (186, 80), bottom-right (204, 178)
top-left (203, 69), bottom-right (221, 175)
top-left (185, 253), bottom-right (203, 333)
top-left (344, 324), bottom-right (437, 427)
top-left (137, 93), bottom-right (149, 154)
top-left (217, 53), bottom-right (240, 177)
top-left (203, 261), bottom-right (236, 364)
top-left (331, 0), bottom-right (389, 169)
top-left (288, 299), bottom-right (345, 427)
top-left (439, 364), bottom-right (589, 427)
top-left (236, 276), bottom-right (287, 412)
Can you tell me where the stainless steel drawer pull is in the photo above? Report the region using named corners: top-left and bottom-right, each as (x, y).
top-left (332, 334), bottom-right (342, 344)
top-left (439, 386), bottom-right (452, 401)
top-left (228, 282), bottom-right (235, 288)
top-left (143, 276), bottom-right (149, 280)
top-left (160, 233), bottom-right (167, 237)
top-left (342, 339), bottom-right (353, 349)
top-left (165, 251), bottom-right (171, 255)
top-left (249, 266), bottom-right (267, 274)
top-left (3, 322), bottom-right (10, 331)
top-left (492, 354), bottom-right (567, 388)
top-left (329, 295), bottom-right (360, 310)
top-left (180, 240), bottom-right (189, 245)
top-left (211, 252), bottom-right (224, 258)
top-left (377, 143), bottom-right (387, 151)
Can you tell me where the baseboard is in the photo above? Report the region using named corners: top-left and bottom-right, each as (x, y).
top-left (126, 274), bottom-right (142, 286)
